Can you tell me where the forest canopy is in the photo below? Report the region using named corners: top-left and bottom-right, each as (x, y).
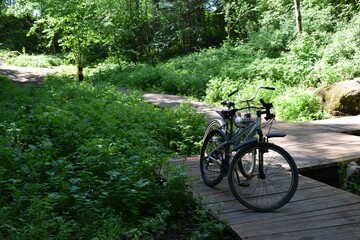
top-left (1, 0), bottom-right (360, 120)
top-left (1, 1), bottom-right (359, 62)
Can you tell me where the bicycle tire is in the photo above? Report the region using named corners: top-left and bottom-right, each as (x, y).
top-left (203, 119), bottom-right (225, 141)
top-left (238, 149), bottom-right (256, 178)
top-left (228, 142), bottom-right (298, 212)
top-left (200, 129), bottom-right (228, 187)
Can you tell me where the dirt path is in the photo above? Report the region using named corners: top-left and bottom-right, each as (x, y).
top-left (0, 63), bottom-right (219, 120)
top-left (0, 62), bottom-right (58, 85)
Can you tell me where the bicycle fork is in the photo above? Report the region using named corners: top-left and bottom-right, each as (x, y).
top-left (258, 130), bottom-right (266, 179)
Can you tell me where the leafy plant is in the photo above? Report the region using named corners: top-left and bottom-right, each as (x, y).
top-left (274, 87), bottom-right (328, 122)
top-left (338, 162), bottom-right (360, 196)
top-left (1, 53), bottom-right (64, 67)
top-left (0, 75), bottom-right (213, 239)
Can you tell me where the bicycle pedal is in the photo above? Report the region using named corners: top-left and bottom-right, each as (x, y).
top-left (239, 182), bottom-right (250, 187)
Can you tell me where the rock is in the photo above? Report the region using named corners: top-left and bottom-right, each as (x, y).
top-left (346, 161), bottom-right (360, 178)
top-left (316, 79), bottom-right (360, 115)
top-left (7, 51), bottom-right (21, 57)
top-left (345, 161), bottom-right (360, 189)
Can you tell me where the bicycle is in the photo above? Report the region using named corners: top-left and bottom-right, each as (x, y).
top-left (200, 86), bottom-right (299, 212)
top-left (201, 86), bottom-right (273, 182)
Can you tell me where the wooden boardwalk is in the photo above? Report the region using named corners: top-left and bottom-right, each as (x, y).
top-left (145, 92), bottom-right (360, 239)
top-left (180, 157), bottom-right (360, 240)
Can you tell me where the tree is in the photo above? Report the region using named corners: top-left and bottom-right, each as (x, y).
top-left (16, 0), bottom-right (101, 81)
top-left (294, 0), bottom-right (302, 34)
top-left (11, 0), bottom-right (226, 65)
top-left (220, 0), bottom-right (259, 40)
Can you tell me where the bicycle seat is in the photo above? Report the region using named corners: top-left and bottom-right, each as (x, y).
top-left (221, 109), bottom-right (238, 118)
top-left (266, 133), bottom-right (287, 138)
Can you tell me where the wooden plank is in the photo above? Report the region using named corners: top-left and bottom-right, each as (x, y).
top-left (247, 224), bottom-right (360, 240)
top-left (232, 210), bottom-right (360, 238)
top-left (186, 161), bottom-right (360, 239)
top-left (234, 216), bottom-right (360, 239)
top-left (220, 192), bottom-right (360, 226)
top-left (220, 202), bottom-right (360, 227)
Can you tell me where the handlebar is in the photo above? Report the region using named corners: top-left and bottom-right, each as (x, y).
top-left (227, 86), bottom-right (275, 98)
top-left (228, 89), bottom-right (239, 97)
top-left (239, 86), bottom-right (275, 103)
top-left (224, 86), bottom-right (275, 105)
top-left (221, 86), bottom-right (276, 120)
top-left (260, 99), bottom-right (275, 120)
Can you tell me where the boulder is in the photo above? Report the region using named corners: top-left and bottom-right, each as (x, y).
top-left (316, 79), bottom-right (360, 115)
top-left (7, 51), bottom-right (21, 57)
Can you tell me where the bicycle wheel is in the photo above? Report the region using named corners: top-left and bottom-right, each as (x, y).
top-left (238, 149), bottom-right (256, 178)
top-left (228, 142), bottom-right (298, 212)
top-left (200, 129), bottom-right (228, 187)
top-left (203, 119), bottom-right (225, 141)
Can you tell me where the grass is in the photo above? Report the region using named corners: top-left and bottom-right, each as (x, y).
top-left (0, 49), bottom-right (65, 67)
top-left (0, 73), bottom-right (237, 239)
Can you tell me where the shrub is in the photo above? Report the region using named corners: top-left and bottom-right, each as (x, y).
top-left (116, 63), bottom-right (161, 90)
top-left (310, 13), bottom-right (360, 86)
top-left (2, 53), bottom-right (64, 67)
top-left (0, 76), bottom-right (207, 239)
top-left (274, 87), bottom-right (327, 122)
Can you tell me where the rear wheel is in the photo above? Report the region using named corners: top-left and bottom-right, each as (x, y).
top-left (228, 142), bottom-right (298, 212)
top-left (203, 119), bottom-right (225, 141)
top-left (238, 149), bottom-right (256, 178)
top-left (200, 129), bottom-right (228, 187)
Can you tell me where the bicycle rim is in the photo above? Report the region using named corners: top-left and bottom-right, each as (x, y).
top-left (200, 129), bottom-right (227, 187)
top-left (228, 143), bottom-right (298, 212)
top-left (203, 119), bottom-right (225, 141)
top-left (238, 149), bottom-right (256, 178)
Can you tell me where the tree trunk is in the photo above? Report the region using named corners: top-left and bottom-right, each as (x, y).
top-left (76, 49), bottom-right (84, 81)
top-left (77, 66), bottom-right (84, 81)
top-left (294, 0), bottom-right (302, 34)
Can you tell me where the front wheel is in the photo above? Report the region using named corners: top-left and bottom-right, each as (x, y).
top-left (228, 143), bottom-right (298, 212)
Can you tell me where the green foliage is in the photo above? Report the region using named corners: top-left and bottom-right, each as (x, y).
top-left (310, 13), bottom-right (360, 85)
top-left (0, 75), bottom-right (210, 239)
top-left (3, 0), bottom-right (360, 122)
top-left (274, 87), bottom-right (327, 122)
top-left (115, 63), bottom-right (161, 90)
top-left (338, 162), bottom-right (360, 196)
top-left (6, 0), bottom-right (226, 62)
top-left (108, 4), bottom-right (360, 122)
top-left (0, 52), bottom-right (64, 67)
top-left (0, 12), bottom-right (43, 53)
top-left (204, 76), bottom-right (328, 122)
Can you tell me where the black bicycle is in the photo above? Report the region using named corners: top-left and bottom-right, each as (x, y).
top-left (200, 87), bottom-right (298, 212)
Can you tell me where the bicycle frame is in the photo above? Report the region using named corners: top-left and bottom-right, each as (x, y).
top-left (200, 86), bottom-right (298, 212)
top-left (206, 100), bottom-right (280, 178)
top-left (206, 109), bottom-right (262, 174)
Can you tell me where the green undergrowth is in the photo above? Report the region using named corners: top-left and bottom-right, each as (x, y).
top-left (89, 48), bottom-right (330, 122)
top-left (0, 49), bottom-right (64, 67)
top-left (0, 75), bottom-right (234, 239)
top-left (338, 161), bottom-right (360, 196)
top-left (92, 10), bottom-right (360, 122)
